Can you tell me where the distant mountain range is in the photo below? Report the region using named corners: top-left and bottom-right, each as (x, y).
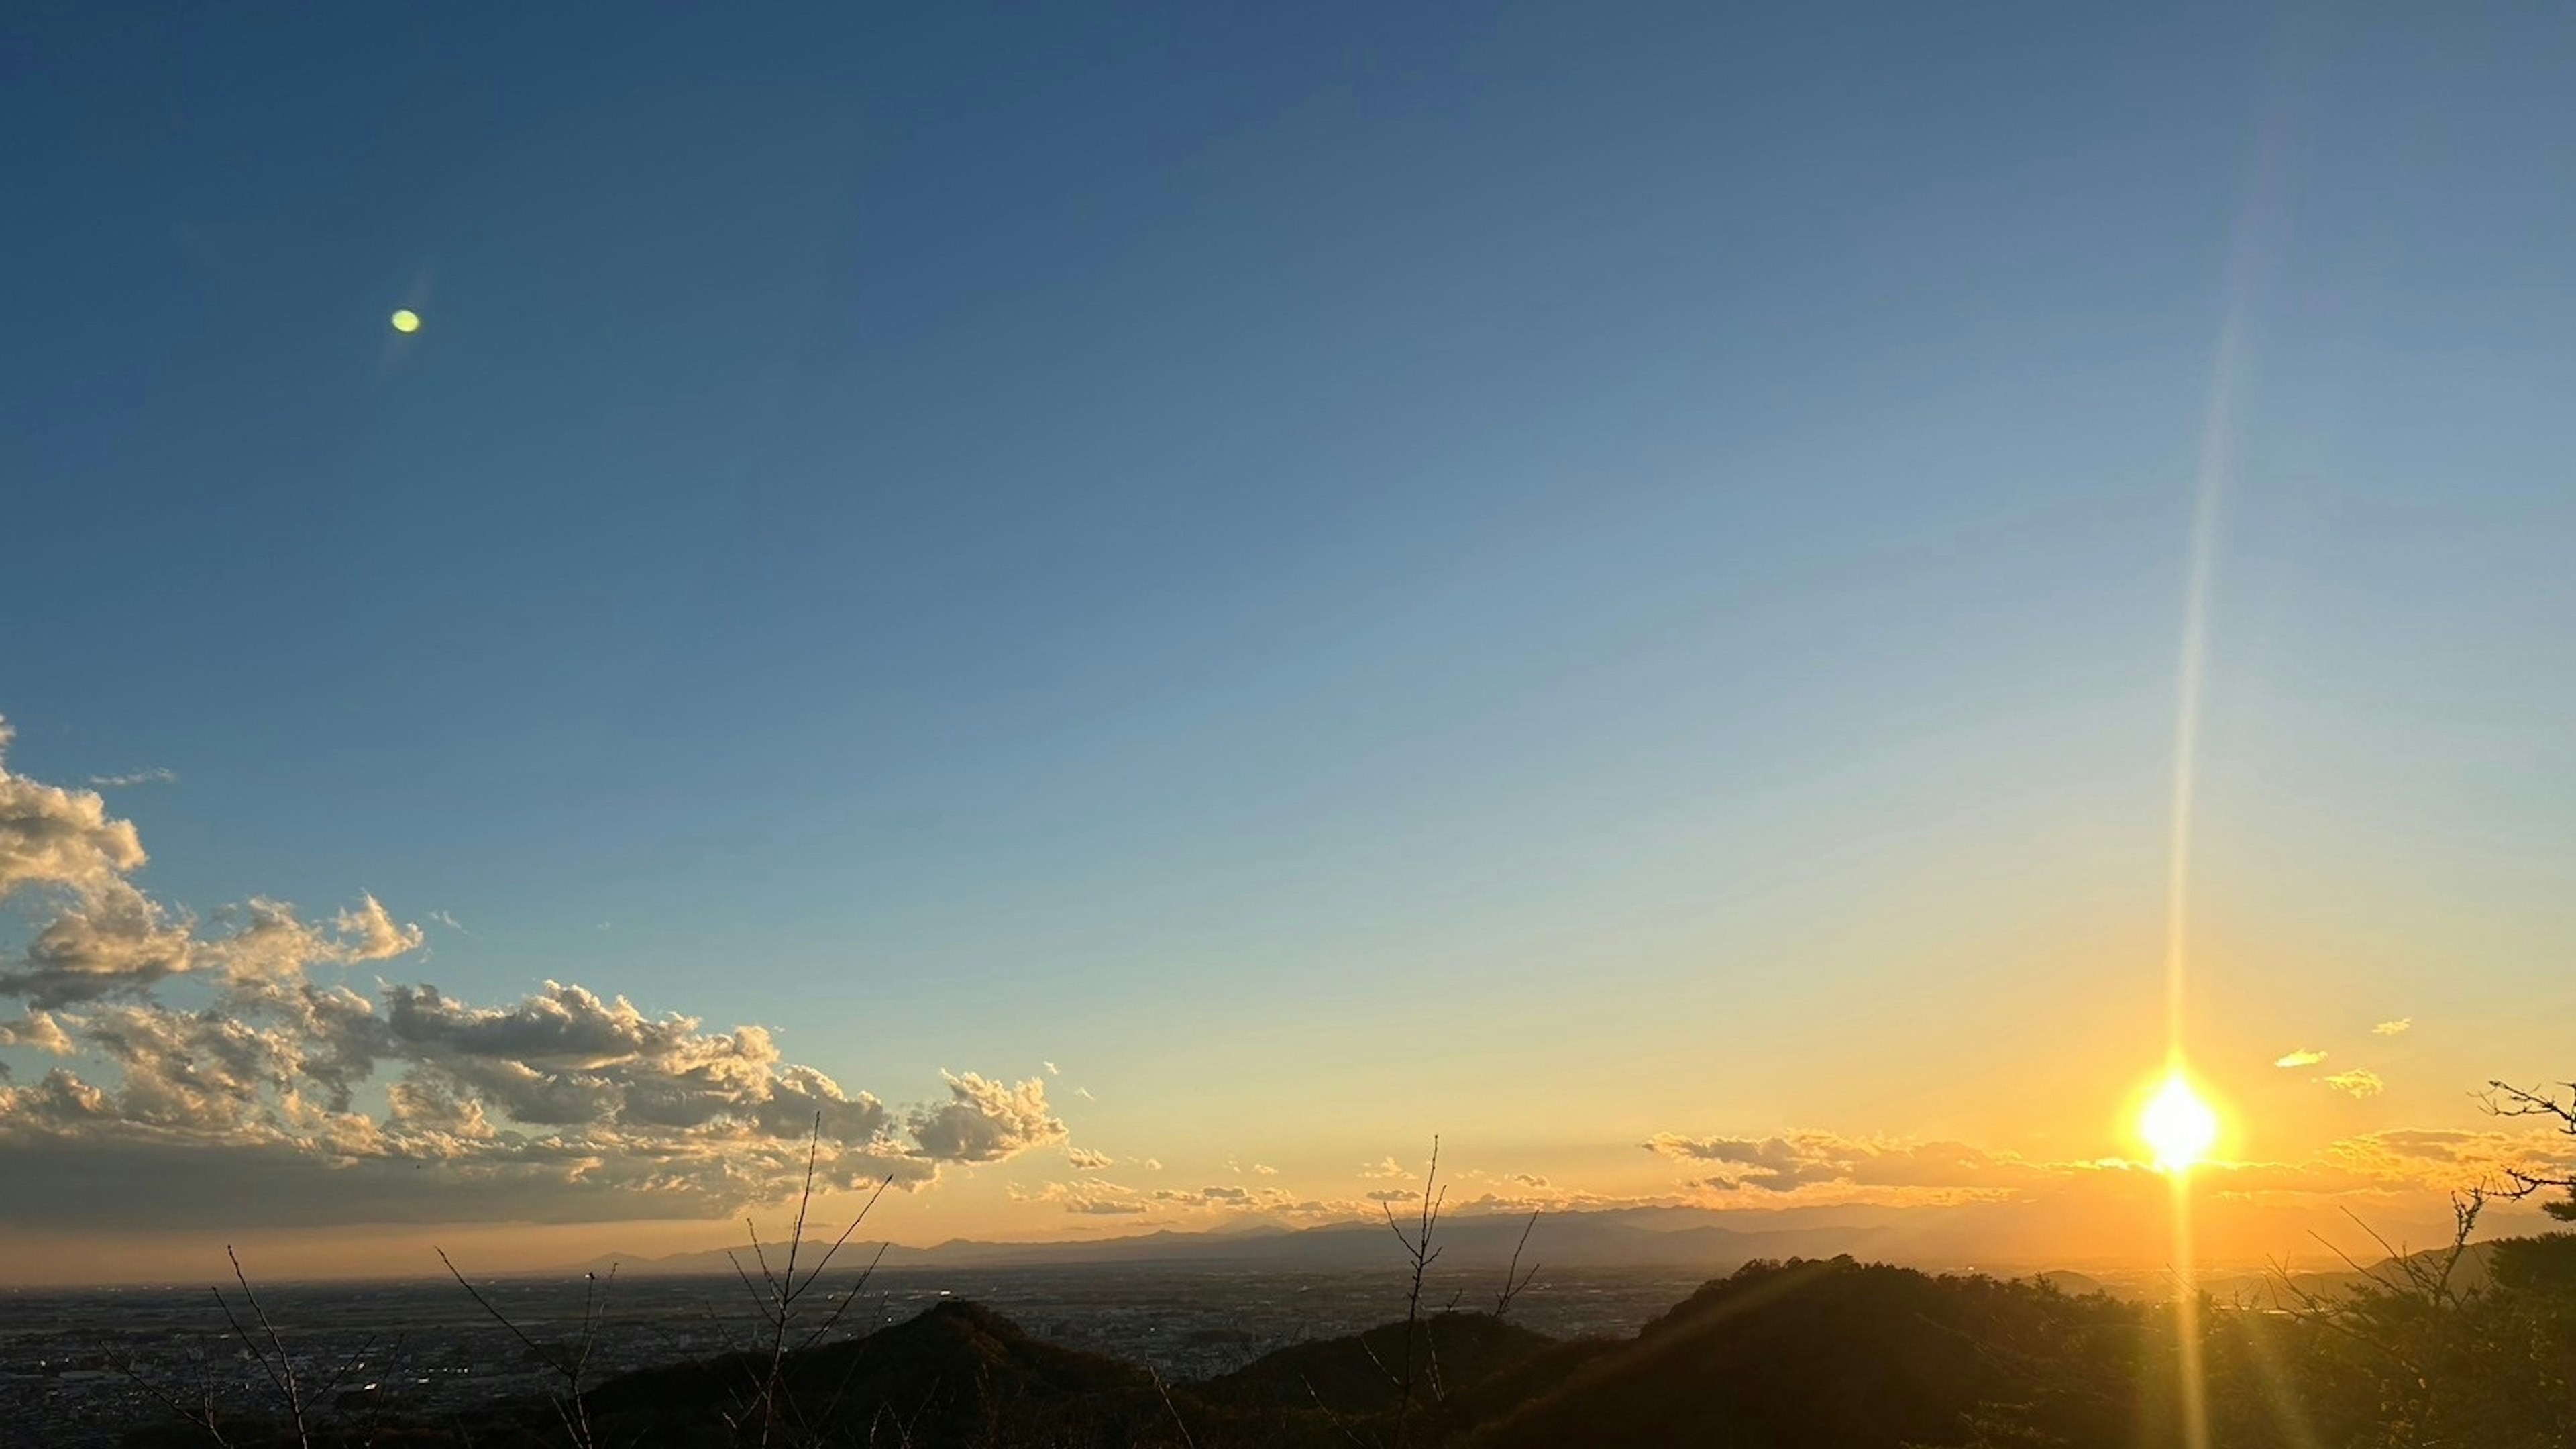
top-left (574, 1204), bottom-right (1957, 1280)
top-left (566, 1201), bottom-right (2503, 1306)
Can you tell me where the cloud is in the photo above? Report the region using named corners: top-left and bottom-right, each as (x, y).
top-left (1646, 1130), bottom-right (2065, 1202)
top-left (88, 768), bottom-right (178, 788)
top-left (427, 910), bottom-right (468, 934)
top-left (1632, 1115), bottom-right (2576, 1220)
top-left (1360, 1156), bottom-right (1410, 1180)
top-left (2320, 1128), bottom-right (2576, 1196)
top-left (0, 731), bottom-right (193, 1008)
top-left (0, 719), bottom-right (1068, 1228)
top-left (1075, 1086), bottom-right (1095, 1102)
top-left (1, 722), bottom-right (145, 897)
top-left (2373, 1018), bottom-right (2412, 1036)
top-left (2322, 1070), bottom-right (2385, 1099)
top-left (1042, 1061), bottom-right (1059, 1076)
top-left (1252, 1163), bottom-right (1279, 1176)
top-left (0, 1011), bottom-right (74, 1059)
top-left (1154, 1185), bottom-right (1252, 1204)
top-left (1507, 1173), bottom-right (1552, 1189)
top-left (1065, 1146), bottom-right (1114, 1171)
top-left (2275, 1049), bottom-right (2328, 1068)
top-left (907, 1072), bottom-right (1065, 1163)
top-left (1366, 1189), bottom-right (1417, 1203)
top-left (1142, 1157), bottom-right (1163, 1171)
top-left (1010, 1179), bottom-right (1149, 1216)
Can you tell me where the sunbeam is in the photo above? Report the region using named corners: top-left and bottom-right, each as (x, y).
top-left (2157, 88), bottom-right (2291, 1449)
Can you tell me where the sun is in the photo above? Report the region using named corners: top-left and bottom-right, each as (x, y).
top-left (390, 308), bottom-right (422, 333)
top-left (2140, 1072), bottom-right (2220, 1171)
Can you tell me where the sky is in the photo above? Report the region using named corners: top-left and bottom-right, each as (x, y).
top-left (4, 3), bottom-right (2574, 1285)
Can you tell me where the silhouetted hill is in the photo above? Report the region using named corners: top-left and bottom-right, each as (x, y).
top-left (1199, 1310), bottom-right (1574, 1417)
top-left (2031, 1268), bottom-right (2110, 1295)
top-left (574, 1299), bottom-right (1165, 1448)
top-left (1458, 1256), bottom-right (2151, 1449)
top-left (113, 1236), bottom-right (2576, 1447)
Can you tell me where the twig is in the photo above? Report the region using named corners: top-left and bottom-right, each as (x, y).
top-left (436, 1249), bottom-right (607, 1449)
top-left (1383, 1136), bottom-right (1446, 1448)
top-left (1493, 1211), bottom-right (1542, 1320)
top-left (1150, 1365), bottom-right (1199, 1449)
top-left (212, 1247), bottom-right (310, 1448)
top-left (722, 1114), bottom-right (895, 1445)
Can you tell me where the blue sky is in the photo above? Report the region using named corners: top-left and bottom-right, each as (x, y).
top-left (4, 3), bottom-right (2573, 1271)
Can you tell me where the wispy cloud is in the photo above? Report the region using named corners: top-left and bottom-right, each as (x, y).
top-left (1010, 1179), bottom-right (1148, 1216)
top-left (1065, 1146), bottom-right (1114, 1171)
top-left (1360, 1156), bottom-right (1410, 1180)
top-left (2373, 1018), bottom-right (2412, 1036)
top-left (2322, 1070), bottom-right (2385, 1099)
top-left (2275, 1049), bottom-right (2328, 1068)
top-left (1042, 1061), bottom-right (1059, 1076)
top-left (87, 767), bottom-right (177, 788)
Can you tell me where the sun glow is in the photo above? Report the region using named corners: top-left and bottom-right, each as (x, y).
top-left (2141, 1072), bottom-right (2220, 1171)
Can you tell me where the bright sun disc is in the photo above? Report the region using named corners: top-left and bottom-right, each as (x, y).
top-left (390, 309), bottom-right (421, 333)
top-left (2141, 1073), bottom-right (2220, 1170)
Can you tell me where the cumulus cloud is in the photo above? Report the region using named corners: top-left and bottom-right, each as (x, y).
top-left (1360, 1156), bottom-right (1410, 1179)
top-left (0, 719), bottom-right (1068, 1228)
top-left (0, 732), bottom-right (197, 1009)
top-left (2322, 1070), bottom-right (2385, 1099)
top-left (2276, 1049), bottom-right (2328, 1068)
top-left (1065, 1146), bottom-right (1115, 1171)
top-left (1366, 1189), bottom-right (1417, 1203)
top-left (0, 1011), bottom-right (74, 1059)
top-left (0, 727), bottom-right (148, 901)
top-left (2373, 1018), bottom-right (2412, 1036)
top-left (908, 1072), bottom-right (1065, 1163)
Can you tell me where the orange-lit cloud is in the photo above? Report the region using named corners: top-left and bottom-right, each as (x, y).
top-left (1646, 1130), bottom-right (2057, 1199)
top-left (1642, 1123), bottom-right (2575, 1212)
top-left (1012, 1179), bottom-right (1150, 1216)
top-left (2322, 1069), bottom-right (2386, 1099)
top-left (2373, 1018), bottom-right (2412, 1036)
top-left (2275, 1049), bottom-right (2328, 1068)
